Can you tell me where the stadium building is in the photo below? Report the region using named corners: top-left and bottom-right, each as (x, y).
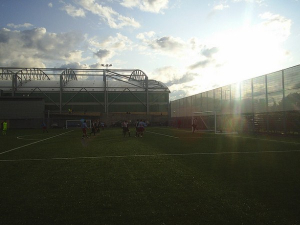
top-left (170, 64), bottom-right (300, 134)
top-left (0, 67), bottom-right (170, 128)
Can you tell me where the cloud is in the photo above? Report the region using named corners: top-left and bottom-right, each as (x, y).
top-left (150, 36), bottom-right (185, 52)
top-left (207, 3), bottom-right (229, 19)
top-left (89, 33), bottom-right (133, 51)
top-left (136, 31), bottom-right (155, 40)
top-left (188, 59), bottom-right (211, 70)
top-left (59, 62), bottom-right (90, 69)
top-left (202, 47), bottom-right (218, 58)
top-left (201, 12), bottom-right (292, 86)
top-left (150, 66), bottom-right (179, 83)
top-left (168, 81), bottom-right (202, 100)
top-left (150, 66), bottom-right (197, 87)
top-left (168, 72), bottom-right (198, 85)
top-left (213, 3), bottom-right (229, 10)
top-left (149, 66), bottom-right (200, 99)
top-left (120, 0), bottom-right (169, 13)
top-left (61, 3), bottom-right (85, 17)
top-left (7, 23), bottom-right (33, 29)
top-left (232, 0), bottom-right (266, 6)
top-left (94, 49), bottom-right (112, 60)
top-left (48, 2), bottom-right (53, 8)
top-left (259, 12), bottom-right (291, 42)
top-left (0, 27), bottom-right (86, 67)
top-left (75, 0), bottom-right (140, 29)
top-left (137, 34), bottom-right (187, 56)
top-left (137, 32), bottom-right (219, 71)
top-left (88, 33), bottom-right (133, 63)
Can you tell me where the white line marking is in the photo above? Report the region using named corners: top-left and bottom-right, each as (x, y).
top-left (1, 150), bottom-right (300, 162)
top-left (154, 128), bottom-right (300, 145)
top-left (17, 134), bottom-right (49, 141)
top-left (17, 137), bottom-right (41, 141)
top-left (0, 130), bottom-right (74, 156)
top-left (235, 135), bottom-right (300, 145)
top-left (147, 131), bottom-right (179, 139)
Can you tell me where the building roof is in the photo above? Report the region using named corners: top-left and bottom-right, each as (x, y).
top-left (0, 68), bottom-right (170, 92)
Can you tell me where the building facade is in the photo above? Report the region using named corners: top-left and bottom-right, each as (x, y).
top-left (0, 68), bottom-right (169, 114)
top-left (0, 68), bottom-right (170, 128)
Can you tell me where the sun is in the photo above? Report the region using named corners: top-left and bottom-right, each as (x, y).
top-left (210, 25), bottom-right (287, 84)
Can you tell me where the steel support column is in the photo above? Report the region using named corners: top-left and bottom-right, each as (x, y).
top-left (146, 76), bottom-right (149, 114)
top-left (282, 69), bottom-right (286, 133)
top-left (104, 70), bottom-right (108, 114)
top-left (265, 74), bottom-right (269, 133)
top-left (59, 74), bottom-right (63, 114)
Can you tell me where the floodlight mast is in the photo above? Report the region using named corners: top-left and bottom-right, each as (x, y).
top-left (101, 64), bottom-right (112, 70)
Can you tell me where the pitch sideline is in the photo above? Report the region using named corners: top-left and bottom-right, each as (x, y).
top-left (1, 149), bottom-right (300, 162)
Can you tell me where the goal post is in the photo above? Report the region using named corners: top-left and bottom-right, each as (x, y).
top-left (192, 111), bottom-right (216, 133)
top-left (192, 111), bottom-right (238, 134)
top-left (66, 120), bottom-right (92, 129)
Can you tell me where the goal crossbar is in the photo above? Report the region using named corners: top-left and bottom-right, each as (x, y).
top-left (66, 120), bottom-right (92, 129)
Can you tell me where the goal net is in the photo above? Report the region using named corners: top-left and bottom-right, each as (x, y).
top-left (66, 120), bottom-right (92, 129)
top-left (192, 111), bottom-right (216, 133)
top-left (192, 111), bottom-right (238, 134)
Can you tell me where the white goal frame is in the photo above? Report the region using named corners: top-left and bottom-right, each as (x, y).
top-left (66, 120), bottom-right (92, 129)
top-left (192, 111), bottom-right (238, 134)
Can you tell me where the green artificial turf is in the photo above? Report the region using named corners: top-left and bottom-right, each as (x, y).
top-left (0, 127), bottom-right (300, 224)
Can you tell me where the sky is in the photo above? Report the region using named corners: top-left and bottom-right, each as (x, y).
top-left (0, 0), bottom-right (299, 100)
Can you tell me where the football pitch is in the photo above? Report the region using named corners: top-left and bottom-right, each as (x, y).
top-left (0, 127), bottom-right (300, 225)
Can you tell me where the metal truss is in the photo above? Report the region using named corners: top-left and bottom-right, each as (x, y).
top-left (0, 67), bottom-right (170, 114)
top-left (0, 67), bottom-right (168, 90)
top-left (61, 69), bottom-right (77, 86)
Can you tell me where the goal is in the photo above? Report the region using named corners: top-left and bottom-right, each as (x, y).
top-left (192, 111), bottom-right (238, 134)
top-left (66, 120), bottom-right (92, 129)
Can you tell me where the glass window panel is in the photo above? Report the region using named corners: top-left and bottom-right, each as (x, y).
top-left (186, 96), bottom-right (192, 116)
top-left (179, 98), bottom-right (184, 107)
top-left (268, 91), bottom-right (283, 112)
top-left (191, 95), bottom-right (196, 107)
top-left (186, 96), bottom-right (191, 107)
top-left (231, 98), bottom-right (241, 114)
top-left (241, 79), bottom-right (252, 99)
top-left (231, 83), bottom-right (240, 99)
top-left (267, 71), bottom-right (282, 93)
top-left (215, 88), bottom-right (221, 99)
top-left (253, 76), bottom-right (266, 97)
top-left (222, 85), bottom-right (231, 101)
top-left (202, 92), bottom-right (208, 112)
top-left (173, 100), bottom-right (179, 110)
top-left (253, 94), bottom-right (266, 113)
top-left (221, 99), bottom-right (231, 114)
top-left (284, 88), bottom-right (300, 111)
top-left (207, 90), bottom-right (214, 111)
top-left (195, 93), bottom-right (201, 109)
top-left (284, 66), bottom-right (300, 90)
top-left (214, 88), bottom-right (221, 111)
top-left (241, 98), bottom-right (252, 113)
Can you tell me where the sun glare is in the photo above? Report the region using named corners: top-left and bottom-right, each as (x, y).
top-left (212, 24), bottom-right (287, 84)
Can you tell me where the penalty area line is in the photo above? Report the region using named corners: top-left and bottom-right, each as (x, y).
top-left (0, 130), bottom-right (74, 156)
